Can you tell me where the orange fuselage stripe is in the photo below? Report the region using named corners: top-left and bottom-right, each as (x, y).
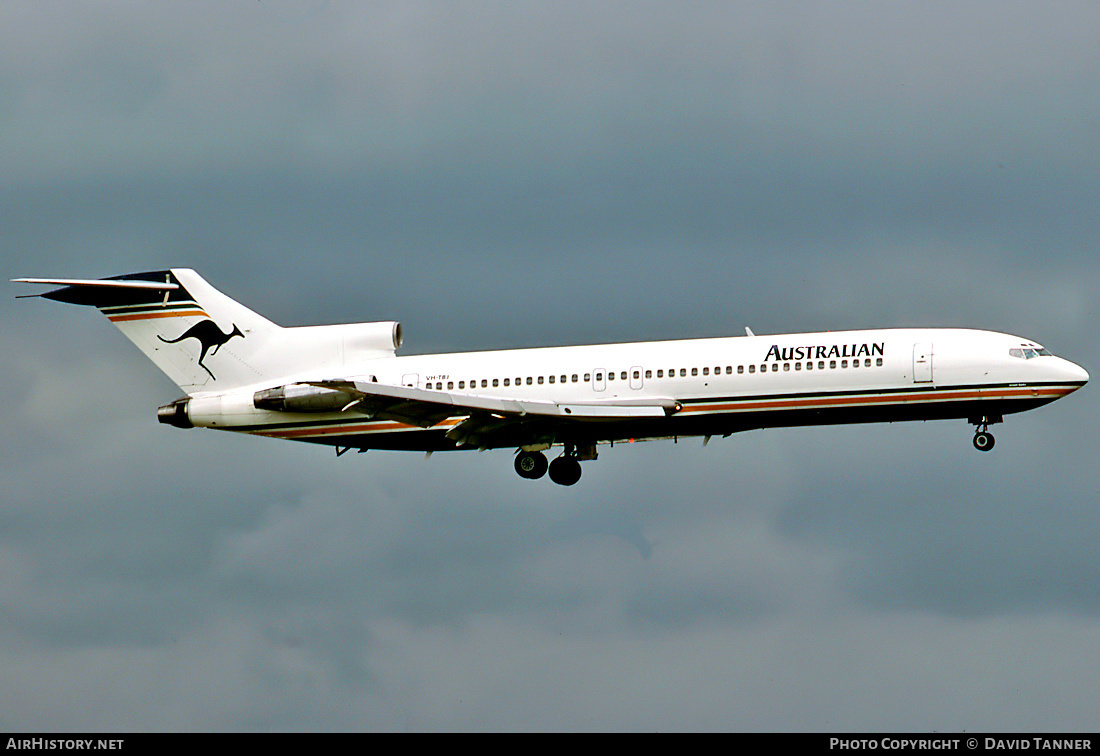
top-left (107, 309), bottom-right (209, 322)
top-left (679, 387), bottom-right (1071, 414)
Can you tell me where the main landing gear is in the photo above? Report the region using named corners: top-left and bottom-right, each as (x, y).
top-left (514, 450), bottom-right (549, 480)
top-left (548, 454), bottom-right (582, 487)
top-left (970, 414), bottom-right (1001, 452)
top-left (515, 444), bottom-right (591, 486)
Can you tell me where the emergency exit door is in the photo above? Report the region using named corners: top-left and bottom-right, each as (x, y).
top-left (913, 343), bottom-right (933, 383)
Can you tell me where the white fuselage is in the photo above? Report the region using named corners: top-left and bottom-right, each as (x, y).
top-left (21, 269), bottom-right (1087, 485)
top-left (185, 327), bottom-right (1088, 451)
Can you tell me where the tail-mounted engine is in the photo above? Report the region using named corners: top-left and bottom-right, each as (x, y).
top-left (157, 397), bottom-right (193, 428)
top-left (253, 384), bottom-right (357, 413)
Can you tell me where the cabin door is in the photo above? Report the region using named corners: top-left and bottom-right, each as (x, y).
top-left (913, 343), bottom-right (933, 383)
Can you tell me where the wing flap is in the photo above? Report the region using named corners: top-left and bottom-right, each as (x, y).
top-left (306, 380), bottom-right (680, 423)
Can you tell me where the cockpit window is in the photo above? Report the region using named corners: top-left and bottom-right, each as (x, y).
top-left (1010, 347), bottom-right (1053, 359)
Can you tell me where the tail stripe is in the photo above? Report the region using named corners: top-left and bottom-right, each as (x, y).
top-left (105, 308), bottom-right (210, 323)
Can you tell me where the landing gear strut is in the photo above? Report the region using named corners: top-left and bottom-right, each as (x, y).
top-left (970, 414), bottom-right (1000, 452)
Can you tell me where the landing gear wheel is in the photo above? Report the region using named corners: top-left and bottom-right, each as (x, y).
top-left (973, 431), bottom-right (995, 452)
top-left (548, 455), bottom-right (582, 486)
top-left (515, 451), bottom-right (548, 479)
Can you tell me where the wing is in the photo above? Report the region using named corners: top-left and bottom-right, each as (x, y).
top-left (255, 379), bottom-right (682, 448)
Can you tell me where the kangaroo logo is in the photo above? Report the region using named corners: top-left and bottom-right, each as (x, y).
top-left (158, 320), bottom-right (244, 380)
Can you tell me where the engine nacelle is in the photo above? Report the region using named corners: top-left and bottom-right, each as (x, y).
top-left (275, 320), bottom-right (403, 371)
top-left (157, 397), bottom-right (193, 428)
top-left (253, 384), bottom-right (357, 413)
top-left (343, 320), bottom-right (402, 352)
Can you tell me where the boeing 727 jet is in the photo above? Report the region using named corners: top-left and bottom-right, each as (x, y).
top-left (15, 269), bottom-right (1088, 485)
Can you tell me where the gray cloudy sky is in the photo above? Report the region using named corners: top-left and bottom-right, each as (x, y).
top-left (2, 0), bottom-right (1099, 731)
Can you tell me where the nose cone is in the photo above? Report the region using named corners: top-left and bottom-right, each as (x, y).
top-left (1061, 358), bottom-right (1089, 388)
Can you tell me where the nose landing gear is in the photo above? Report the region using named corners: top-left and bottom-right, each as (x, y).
top-left (970, 414), bottom-right (1001, 452)
top-left (973, 429), bottom-right (995, 451)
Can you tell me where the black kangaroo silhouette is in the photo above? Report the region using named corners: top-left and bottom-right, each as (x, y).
top-left (158, 320), bottom-right (244, 380)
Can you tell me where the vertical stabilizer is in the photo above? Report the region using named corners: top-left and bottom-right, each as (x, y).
top-left (15, 269), bottom-right (282, 393)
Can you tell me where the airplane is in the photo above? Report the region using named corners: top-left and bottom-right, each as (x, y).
top-left (14, 269), bottom-right (1088, 486)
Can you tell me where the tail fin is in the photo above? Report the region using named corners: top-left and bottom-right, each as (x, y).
top-left (15, 269), bottom-right (280, 393)
top-left (17, 269), bottom-right (404, 394)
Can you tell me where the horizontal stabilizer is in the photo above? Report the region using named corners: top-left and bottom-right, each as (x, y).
top-left (13, 273), bottom-right (182, 307)
top-left (13, 277), bottom-right (179, 290)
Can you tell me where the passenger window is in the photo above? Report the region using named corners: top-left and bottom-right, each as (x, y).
top-left (572, 374), bottom-right (579, 382)
top-left (645, 370), bottom-right (652, 379)
top-left (794, 362), bottom-right (801, 371)
top-left (481, 379), bottom-right (488, 388)
top-left (876, 358), bottom-right (883, 367)
top-left (783, 363), bottom-right (790, 371)
top-left (818, 361), bottom-right (825, 370)
top-left (633, 370), bottom-right (640, 379)
top-left (620, 371), bottom-right (627, 380)
top-left (548, 375), bottom-right (555, 383)
top-left (526, 377), bottom-right (533, 385)
top-left (594, 373), bottom-right (601, 381)
top-left (749, 365), bottom-right (755, 373)
top-left (585, 373), bottom-right (591, 382)
top-left (503, 378), bottom-right (510, 386)
top-left (608, 372), bottom-right (615, 381)
top-left (538, 376), bottom-right (544, 384)
top-left (829, 360), bottom-right (836, 369)
top-left (702, 367), bottom-right (709, 376)
top-left (841, 360), bottom-right (848, 368)
top-left (771, 364), bottom-right (778, 372)
top-left (561, 375), bottom-right (566, 383)
top-left (737, 365), bottom-right (744, 374)
top-left (715, 366), bottom-right (721, 374)
top-left (725, 366), bottom-right (732, 374)
top-left (680, 368), bottom-right (687, 377)
top-left (865, 359), bottom-right (871, 367)
top-left (691, 368), bottom-right (698, 376)
top-left (806, 361), bottom-right (813, 370)
top-left (447, 381), bottom-right (453, 389)
top-left (657, 369), bottom-right (664, 378)
top-left (459, 381), bottom-right (465, 389)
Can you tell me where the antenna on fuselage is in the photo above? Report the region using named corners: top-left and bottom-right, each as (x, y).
top-left (745, 327), bottom-right (755, 337)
